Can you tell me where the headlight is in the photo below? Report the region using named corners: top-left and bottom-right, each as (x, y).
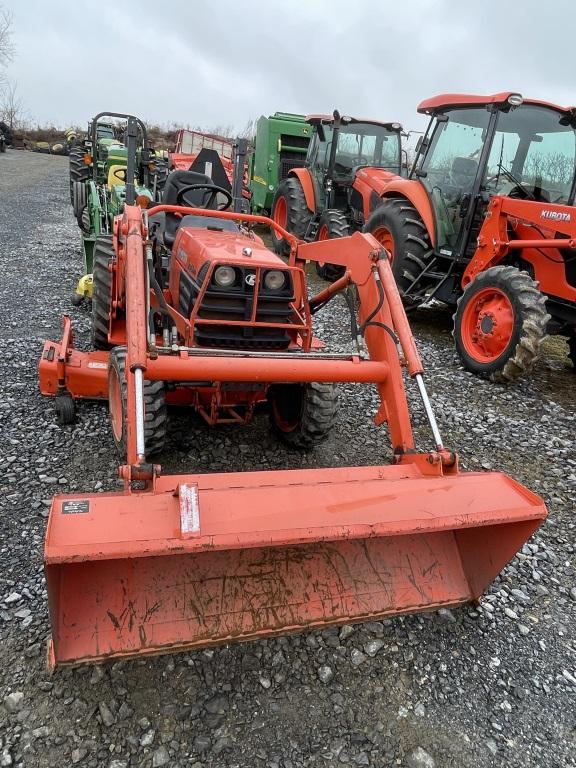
top-left (264, 270), bottom-right (286, 290)
top-left (213, 265), bottom-right (236, 287)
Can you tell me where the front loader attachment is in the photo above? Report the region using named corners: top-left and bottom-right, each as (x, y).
top-left (40, 210), bottom-right (547, 668)
top-left (45, 464), bottom-right (545, 667)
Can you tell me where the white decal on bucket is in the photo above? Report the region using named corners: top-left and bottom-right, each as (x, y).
top-left (179, 484), bottom-right (200, 535)
top-left (62, 500), bottom-right (90, 514)
top-left (87, 362), bottom-right (108, 370)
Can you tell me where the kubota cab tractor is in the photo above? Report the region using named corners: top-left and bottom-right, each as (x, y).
top-left (363, 92), bottom-right (576, 380)
top-left (271, 111), bottom-right (403, 279)
top-left (70, 113), bottom-right (168, 303)
top-left (38, 177), bottom-right (546, 667)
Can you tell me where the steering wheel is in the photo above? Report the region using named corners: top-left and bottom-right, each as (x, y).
top-left (113, 168), bottom-right (127, 182)
top-left (175, 183), bottom-right (232, 211)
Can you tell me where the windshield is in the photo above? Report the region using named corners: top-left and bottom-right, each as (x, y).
top-left (323, 122), bottom-right (400, 172)
top-left (418, 108), bottom-right (490, 250)
top-left (485, 104), bottom-right (576, 204)
top-left (96, 124), bottom-right (116, 140)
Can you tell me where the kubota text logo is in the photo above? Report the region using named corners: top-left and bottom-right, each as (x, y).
top-left (541, 210), bottom-right (571, 222)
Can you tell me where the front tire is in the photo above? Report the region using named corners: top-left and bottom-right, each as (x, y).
top-left (108, 347), bottom-right (167, 458)
top-left (363, 198), bottom-right (435, 301)
top-left (72, 180), bottom-right (87, 219)
top-left (268, 382), bottom-right (338, 449)
top-left (453, 266), bottom-right (550, 382)
top-left (271, 177), bottom-right (313, 256)
top-left (315, 209), bottom-right (350, 281)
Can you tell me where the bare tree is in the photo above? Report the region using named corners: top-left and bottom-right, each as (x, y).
top-left (0, 80), bottom-right (24, 130)
top-left (238, 117), bottom-right (256, 140)
top-left (0, 6), bottom-right (14, 87)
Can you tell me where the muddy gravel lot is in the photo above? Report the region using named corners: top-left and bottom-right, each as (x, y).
top-left (0, 151), bottom-right (574, 768)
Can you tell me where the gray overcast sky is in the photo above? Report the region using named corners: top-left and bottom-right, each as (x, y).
top-left (4, 0), bottom-right (576, 134)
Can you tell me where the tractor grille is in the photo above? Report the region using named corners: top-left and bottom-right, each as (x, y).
top-left (280, 134), bottom-right (309, 149)
top-left (279, 153), bottom-right (305, 181)
top-left (179, 268), bottom-right (294, 350)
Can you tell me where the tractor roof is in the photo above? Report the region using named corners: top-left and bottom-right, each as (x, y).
top-left (306, 114), bottom-right (402, 131)
top-left (418, 92), bottom-right (575, 115)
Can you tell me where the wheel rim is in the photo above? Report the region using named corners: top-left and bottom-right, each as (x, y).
top-left (273, 196), bottom-right (287, 232)
top-left (460, 287), bottom-right (515, 363)
top-left (109, 367), bottom-right (124, 442)
top-left (371, 225), bottom-right (394, 262)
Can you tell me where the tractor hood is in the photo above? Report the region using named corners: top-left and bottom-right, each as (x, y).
top-left (354, 167), bottom-right (403, 195)
top-left (174, 227), bottom-right (279, 269)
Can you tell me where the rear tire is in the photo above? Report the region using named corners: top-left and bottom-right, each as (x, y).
top-left (91, 234), bottom-right (115, 350)
top-left (268, 382), bottom-right (338, 449)
top-left (453, 266), bottom-right (550, 382)
top-left (152, 156), bottom-right (169, 200)
top-left (315, 209), bottom-right (350, 281)
top-left (363, 198), bottom-right (435, 301)
top-left (108, 347), bottom-right (167, 458)
top-left (271, 177), bottom-right (313, 256)
top-left (69, 147), bottom-right (90, 203)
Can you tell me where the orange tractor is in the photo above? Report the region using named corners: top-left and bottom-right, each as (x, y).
top-left (38, 172), bottom-right (546, 667)
top-left (271, 111), bottom-right (404, 280)
top-left (360, 92), bottom-right (576, 381)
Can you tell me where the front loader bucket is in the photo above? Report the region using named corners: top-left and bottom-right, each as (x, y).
top-left (44, 464), bottom-right (546, 667)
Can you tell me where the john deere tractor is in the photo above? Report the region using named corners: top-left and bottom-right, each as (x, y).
top-left (68, 120), bottom-right (117, 207)
top-left (70, 112), bottom-right (168, 302)
top-left (271, 111), bottom-right (403, 279)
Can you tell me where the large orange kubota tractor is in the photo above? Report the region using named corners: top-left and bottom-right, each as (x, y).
top-left (38, 167), bottom-right (547, 667)
top-left (359, 92), bottom-right (576, 381)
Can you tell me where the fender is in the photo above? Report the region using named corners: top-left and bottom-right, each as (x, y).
top-left (378, 179), bottom-right (436, 247)
top-left (288, 167), bottom-right (316, 213)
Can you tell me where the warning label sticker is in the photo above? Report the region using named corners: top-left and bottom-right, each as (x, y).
top-left (179, 484), bottom-right (200, 535)
top-left (61, 500), bottom-right (90, 515)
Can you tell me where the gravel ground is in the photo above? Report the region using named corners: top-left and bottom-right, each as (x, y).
top-left (0, 150), bottom-right (575, 768)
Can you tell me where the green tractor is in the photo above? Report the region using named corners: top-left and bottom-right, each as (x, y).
top-left (69, 112), bottom-right (168, 303)
top-left (249, 112), bottom-right (311, 214)
top-left (68, 121), bottom-right (117, 208)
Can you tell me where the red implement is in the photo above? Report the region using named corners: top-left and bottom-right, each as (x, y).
top-left (39, 204), bottom-right (547, 667)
